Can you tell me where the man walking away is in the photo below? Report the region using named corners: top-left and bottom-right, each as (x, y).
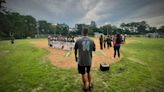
top-left (74, 28), bottom-right (96, 92)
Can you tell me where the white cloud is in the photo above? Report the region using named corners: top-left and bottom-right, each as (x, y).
top-left (110, 0), bottom-right (164, 27)
top-left (79, 1), bottom-right (103, 23)
top-left (144, 16), bottom-right (164, 27)
top-left (77, 0), bottom-right (116, 24)
top-left (5, 0), bottom-right (164, 27)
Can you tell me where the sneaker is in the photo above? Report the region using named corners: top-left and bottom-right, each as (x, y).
top-left (118, 58), bottom-right (121, 61)
top-left (82, 86), bottom-right (88, 92)
top-left (113, 58), bottom-right (116, 62)
top-left (82, 87), bottom-right (88, 92)
top-left (89, 83), bottom-right (93, 91)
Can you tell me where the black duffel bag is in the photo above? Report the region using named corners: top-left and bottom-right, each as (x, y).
top-left (100, 63), bottom-right (110, 71)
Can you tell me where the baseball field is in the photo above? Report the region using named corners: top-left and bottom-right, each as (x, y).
top-left (0, 37), bottom-right (164, 92)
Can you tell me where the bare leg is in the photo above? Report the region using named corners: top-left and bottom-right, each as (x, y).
top-left (82, 74), bottom-right (89, 89)
top-left (114, 46), bottom-right (116, 58)
top-left (117, 46), bottom-right (120, 58)
top-left (87, 72), bottom-right (91, 85)
top-left (82, 74), bottom-right (85, 86)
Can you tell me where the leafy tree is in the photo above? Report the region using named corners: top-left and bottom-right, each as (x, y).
top-left (7, 13), bottom-right (37, 38)
top-left (75, 24), bottom-right (88, 35)
top-left (23, 15), bottom-right (37, 37)
top-left (100, 24), bottom-right (118, 35)
top-left (136, 21), bottom-right (149, 34)
top-left (0, 12), bottom-right (37, 39)
top-left (120, 21), bottom-right (150, 34)
top-left (158, 26), bottom-right (164, 33)
top-left (55, 23), bottom-right (69, 36)
top-left (0, 13), bottom-right (10, 37)
top-left (120, 23), bottom-right (130, 34)
top-left (38, 20), bottom-right (56, 35)
top-left (88, 21), bottom-right (99, 36)
top-left (148, 27), bottom-right (157, 33)
top-left (38, 20), bottom-right (48, 34)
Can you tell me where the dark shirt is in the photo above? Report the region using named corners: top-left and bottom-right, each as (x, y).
top-left (74, 36), bottom-right (95, 66)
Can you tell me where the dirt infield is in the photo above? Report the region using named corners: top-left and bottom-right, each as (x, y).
top-left (32, 38), bottom-right (123, 69)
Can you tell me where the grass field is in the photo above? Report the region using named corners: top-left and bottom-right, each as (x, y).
top-left (0, 37), bottom-right (164, 92)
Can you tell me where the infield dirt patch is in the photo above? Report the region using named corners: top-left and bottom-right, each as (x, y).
top-left (32, 38), bottom-right (124, 69)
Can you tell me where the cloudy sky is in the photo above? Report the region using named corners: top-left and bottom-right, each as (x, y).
top-left (5, 0), bottom-right (164, 27)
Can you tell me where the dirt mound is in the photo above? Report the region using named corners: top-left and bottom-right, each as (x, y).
top-left (32, 38), bottom-right (122, 69)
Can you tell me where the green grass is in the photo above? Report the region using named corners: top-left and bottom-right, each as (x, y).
top-left (0, 38), bottom-right (164, 92)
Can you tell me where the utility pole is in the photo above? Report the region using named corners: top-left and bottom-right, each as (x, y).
top-left (37, 22), bottom-right (40, 38)
top-left (54, 24), bottom-right (57, 35)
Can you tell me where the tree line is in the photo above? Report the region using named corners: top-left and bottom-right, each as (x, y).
top-left (0, 10), bottom-right (70, 39)
top-left (74, 21), bottom-right (164, 36)
top-left (0, 0), bottom-right (70, 39)
top-left (0, 0), bottom-right (164, 39)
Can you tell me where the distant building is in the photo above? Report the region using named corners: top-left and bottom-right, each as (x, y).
top-left (146, 33), bottom-right (158, 38)
top-left (159, 33), bottom-right (164, 38)
top-left (146, 33), bottom-right (164, 38)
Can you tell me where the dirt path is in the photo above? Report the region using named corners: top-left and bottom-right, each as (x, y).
top-left (31, 38), bottom-right (124, 69)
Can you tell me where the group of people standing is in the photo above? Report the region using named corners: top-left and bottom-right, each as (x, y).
top-left (48, 35), bottom-right (75, 50)
top-left (48, 35), bottom-right (75, 43)
top-left (99, 34), bottom-right (126, 58)
top-left (99, 35), bottom-right (112, 49)
top-left (48, 35), bottom-right (75, 47)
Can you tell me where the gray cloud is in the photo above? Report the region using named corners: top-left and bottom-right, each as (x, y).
top-left (5, 0), bottom-right (164, 27)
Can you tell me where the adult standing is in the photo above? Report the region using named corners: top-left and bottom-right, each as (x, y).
top-left (104, 36), bottom-right (106, 48)
top-left (48, 35), bottom-right (52, 47)
top-left (124, 34), bottom-right (127, 43)
top-left (113, 34), bottom-right (122, 59)
top-left (106, 35), bottom-right (112, 48)
top-left (99, 35), bottom-right (103, 50)
top-left (109, 35), bottom-right (112, 47)
top-left (74, 28), bottom-right (95, 92)
top-left (121, 34), bottom-right (124, 43)
top-left (11, 35), bottom-right (15, 44)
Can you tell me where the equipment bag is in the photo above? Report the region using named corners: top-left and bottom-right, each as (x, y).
top-left (100, 64), bottom-right (110, 71)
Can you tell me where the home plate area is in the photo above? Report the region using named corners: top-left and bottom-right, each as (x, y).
top-left (33, 37), bottom-right (122, 69)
